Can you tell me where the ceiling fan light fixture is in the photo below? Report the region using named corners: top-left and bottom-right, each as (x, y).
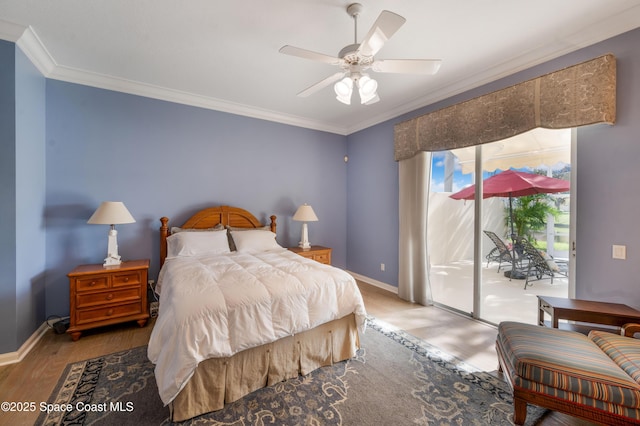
top-left (358, 75), bottom-right (378, 104)
top-left (280, 4), bottom-right (442, 105)
top-left (334, 77), bottom-right (353, 104)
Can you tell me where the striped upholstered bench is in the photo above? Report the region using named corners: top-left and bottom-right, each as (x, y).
top-left (496, 321), bottom-right (640, 425)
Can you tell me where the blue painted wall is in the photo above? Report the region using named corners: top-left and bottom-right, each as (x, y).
top-left (44, 81), bottom-right (348, 318)
top-left (0, 41), bottom-right (46, 353)
top-left (346, 122), bottom-right (399, 284)
top-left (346, 27), bottom-right (640, 310)
top-left (0, 40), bottom-right (18, 353)
top-left (15, 46), bottom-right (47, 346)
top-left (572, 29), bottom-right (640, 305)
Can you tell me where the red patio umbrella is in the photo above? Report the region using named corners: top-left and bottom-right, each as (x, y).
top-left (450, 169), bottom-right (570, 277)
top-left (449, 169), bottom-right (570, 201)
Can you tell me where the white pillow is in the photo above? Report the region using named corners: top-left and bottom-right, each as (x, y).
top-left (166, 230), bottom-right (230, 258)
top-left (230, 230), bottom-right (281, 253)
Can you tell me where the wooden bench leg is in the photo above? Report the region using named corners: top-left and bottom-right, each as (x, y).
top-left (513, 395), bottom-right (527, 425)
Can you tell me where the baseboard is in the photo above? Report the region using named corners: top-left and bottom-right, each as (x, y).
top-left (0, 321), bottom-right (49, 366)
top-left (347, 271), bottom-right (398, 294)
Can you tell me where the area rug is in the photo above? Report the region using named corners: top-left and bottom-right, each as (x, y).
top-left (37, 318), bottom-right (545, 425)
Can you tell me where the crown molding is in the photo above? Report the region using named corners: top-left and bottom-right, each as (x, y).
top-left (16, 25), bottom-right (57, 76)
top-left (0, 18), bottom-right (25, 42)
top-left (1, 19), bottom-right (347, 135)
top-left (0, 19), bottom-right (57, 75)
top-left (47, 64), bottom-right (348, 134)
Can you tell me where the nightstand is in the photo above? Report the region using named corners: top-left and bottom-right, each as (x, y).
top-left (67, 259), bottom-right (150, 341)
top-left (288, 246), bottom-right (332, 265)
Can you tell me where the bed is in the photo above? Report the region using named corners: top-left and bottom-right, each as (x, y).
top-left (147, 205), bottom-right (367, 421)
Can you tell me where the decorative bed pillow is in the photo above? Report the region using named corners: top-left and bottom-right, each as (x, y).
top-left (230, 229), bottom-right (281, 253)
top-left (171, 223), bottom-right (225, 234)
top-left (226, 225), bottom-right (270, 251)
top-left (166, 229), bottom-right (230, 257)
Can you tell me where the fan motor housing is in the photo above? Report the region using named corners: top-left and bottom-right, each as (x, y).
top-left (338, 43), bottom-right (360, 63)
top-left (339, 43), bottom-right (373, 66)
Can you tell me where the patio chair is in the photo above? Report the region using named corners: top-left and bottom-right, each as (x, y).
top-left (483, 230), bottom-right (519, 273)
top-left (515, 236), bottom-right (568, 289)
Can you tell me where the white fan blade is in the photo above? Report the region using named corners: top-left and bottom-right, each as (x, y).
top-left (372, 59), bottom-right (442, 75)
top-left (279, 45), bottom-right (343, 65)
top-left (357, 10), bottom-right (406, 58)
top-left (297, 72), bottom-right (345, 97)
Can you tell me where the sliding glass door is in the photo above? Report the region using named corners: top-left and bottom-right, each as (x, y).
top-left (428, 129), bottom-right (572, 325)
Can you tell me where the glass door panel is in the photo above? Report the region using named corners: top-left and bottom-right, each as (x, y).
top-left (428, 151), bottom-right (474, 315)
top-left (478, 130), bottom-right (571, 325)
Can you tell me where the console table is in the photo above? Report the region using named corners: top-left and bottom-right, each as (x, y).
top-left (537, 295), bottom-right (640, 334)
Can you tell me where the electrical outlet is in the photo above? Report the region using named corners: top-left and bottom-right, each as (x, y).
top-left (150, 301), bottom-right (159, 318)
top-left (380, 263), bottom-right (385, 271)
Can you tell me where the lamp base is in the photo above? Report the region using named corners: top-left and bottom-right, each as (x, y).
top-left (103, 255), bottom-right (122, 267)
top-left (298, 223), bottom-right (311, 249)
top-left (103, 228), bottom-right (122, 267)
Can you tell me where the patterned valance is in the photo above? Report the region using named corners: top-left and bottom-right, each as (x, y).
top-left (394, 54), bottom-right (616, 161)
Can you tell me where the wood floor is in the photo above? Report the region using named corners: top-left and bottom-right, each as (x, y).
top-left (0, 280), bottom-right (596, 425)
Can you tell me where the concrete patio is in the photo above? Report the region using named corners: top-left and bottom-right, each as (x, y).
top-left (430, 259), bottom-right (569, 326)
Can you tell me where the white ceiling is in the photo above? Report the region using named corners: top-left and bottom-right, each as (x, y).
top-left (1, 1), bottom-right (639, 135)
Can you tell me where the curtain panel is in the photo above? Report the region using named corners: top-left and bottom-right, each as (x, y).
top-left (394, 54), bottom-right (616, 161)
top-left (398, 151), bottom-right (433, 305)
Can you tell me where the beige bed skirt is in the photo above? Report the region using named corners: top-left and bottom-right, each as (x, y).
top-left (169, 313), bottom-right (361, 422)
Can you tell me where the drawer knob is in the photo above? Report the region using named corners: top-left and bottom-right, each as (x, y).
top-left (106, 309), bottom-right (114, 316)
top-left (106, 293), bottom-right (114, 301)
top-left (90, 281), bottom-right (96, 286)
top-left (124, 277), bottom-right (129, 282)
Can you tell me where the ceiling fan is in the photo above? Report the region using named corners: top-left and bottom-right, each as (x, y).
top-left (279, 3), bottom-right (442, 105)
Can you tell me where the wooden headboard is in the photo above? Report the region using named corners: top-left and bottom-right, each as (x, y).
top-left (160, 205), bottom-right (277, 267)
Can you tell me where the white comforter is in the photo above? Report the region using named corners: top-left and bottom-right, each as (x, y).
top-left (147, 248), bottom-right (367, 405)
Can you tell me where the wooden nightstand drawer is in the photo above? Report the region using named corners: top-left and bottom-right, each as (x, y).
top-left (75, 302), bottom-right (143, 325)
top-left (76, 287), bottom-right (142, 308)
top-left (76, 275), bottom-right (109, 292)
top-left (313, 253), bottom-right (329, 263)
top-left (112, 270), bottom-right (142, 287)
top-left (288, 246), bottom-right (332, 265)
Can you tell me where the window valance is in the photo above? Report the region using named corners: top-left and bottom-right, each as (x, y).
top-left (394, 54), bottom-right (616, 161)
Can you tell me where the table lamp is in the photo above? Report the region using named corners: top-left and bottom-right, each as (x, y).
top-left (292, 203), bottom-right (318, 249)
top-left (88, 201), bottom-right (136, 266)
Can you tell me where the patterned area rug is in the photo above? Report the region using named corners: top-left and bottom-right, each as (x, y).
top-left (37, 318), bottom-right (545, 425)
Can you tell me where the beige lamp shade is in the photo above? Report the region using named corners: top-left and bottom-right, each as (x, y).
top-left (88, 201), bottom-right (136, 225)
top-left (292, 204), bottom-right (318, 222)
